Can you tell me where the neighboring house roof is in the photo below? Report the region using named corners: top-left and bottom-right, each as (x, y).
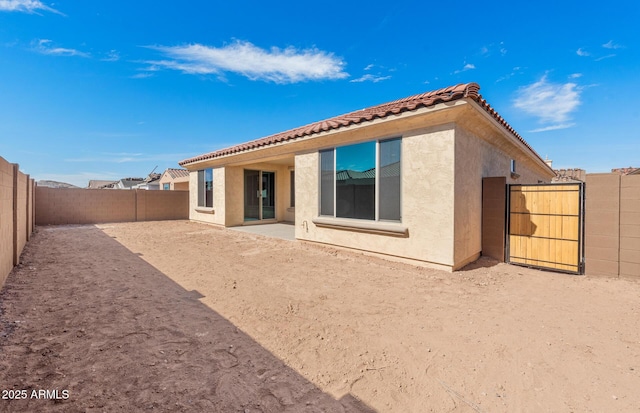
top-left (87, 179), bottom-right (117, 189)
top-left (143, 173), bottom-right (161, 183)
top-left (552, 168), bottom-right (586, 183)
top-left (179, 83), bottom-right (546, 168)
top-left (611, 167), bottom-right (640, 175)
top-left (117, 178), bottom-right (145, 189)
top-left (165, 168), bottom-right (189, 179)
top-left (37, 180), bottom-right (79, 189)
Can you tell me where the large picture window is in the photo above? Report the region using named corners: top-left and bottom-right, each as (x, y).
top-left (320, 137), bottom-right (401, 221)
top-left (197, 168), bottom-right (213, 208)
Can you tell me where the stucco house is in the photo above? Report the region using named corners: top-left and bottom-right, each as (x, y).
top-left (159, 168), bottom-right (190, 191)
top-left (179, 83), bottom-right (555, 271)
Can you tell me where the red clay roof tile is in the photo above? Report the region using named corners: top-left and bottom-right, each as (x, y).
top-left (179, 83), bottom-right (546, 168)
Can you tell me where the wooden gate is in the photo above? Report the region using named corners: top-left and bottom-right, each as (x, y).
top-left (506, 183), bottom-right (585, 274)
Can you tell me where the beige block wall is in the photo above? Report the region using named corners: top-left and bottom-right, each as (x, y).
top-left (37, 187), bottom-right (136, 224)
top-left (36, 187), bottom-right (188, 225)
top-left (620, 175), bottom-right (640, 277)
top-left (137, 190), bottom-right (189, 221)
top-left (454, 126), bottom-right (553, 267)
top-left (585, 174), bottom-right (620, 276)
top-left (295, 125), bottom-right (457, 268)
top-left (0, 157), bottom-right (35, 287)
top-left (0, 157), bottom-right (14, 285)
top-left (174, 181), bottom-right (189, 191)
top-left (15, 172), bottom-right (28, 265)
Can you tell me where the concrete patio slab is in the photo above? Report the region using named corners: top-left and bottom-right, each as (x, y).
top-left (228, 222), bottom-right (295, 241)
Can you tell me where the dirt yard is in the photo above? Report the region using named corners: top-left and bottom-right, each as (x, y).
top-left (0, 221), bottom-right (639, 412)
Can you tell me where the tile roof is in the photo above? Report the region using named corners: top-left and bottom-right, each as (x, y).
top-left (179, 83), bottom-right (546, 168)
top-left (165, 168), bottom-right (189, 179)
top-left (611, 167), bottom-right (640, 175)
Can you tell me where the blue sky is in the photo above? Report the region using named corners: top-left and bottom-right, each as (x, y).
top-left (1, 0), bottom-right (638, 187)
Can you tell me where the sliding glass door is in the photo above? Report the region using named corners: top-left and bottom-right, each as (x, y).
top-left (244, 170), bottom-right (276, 222)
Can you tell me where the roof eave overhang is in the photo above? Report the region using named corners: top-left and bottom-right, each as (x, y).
top-left (180, 100), bottom-right (467, 170)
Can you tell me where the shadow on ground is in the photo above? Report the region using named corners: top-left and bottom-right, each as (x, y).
top-left (0, 225), bottom-right (375, 412)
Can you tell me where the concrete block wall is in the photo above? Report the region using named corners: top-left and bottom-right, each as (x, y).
top-left (0, 158), bottom-right (14, 285)
top-left (585, 174), bottom-right (620, 276)
top-left (0, 157), bottom-right (35, 287)
top-left (620, 175), bottom-right (640, 277)
top-left (138, 190), bottom-right (189, 221)
top-left (585, 173), bottom-right (640, 278)
top-left (36, 187), bottom-right (188, 225)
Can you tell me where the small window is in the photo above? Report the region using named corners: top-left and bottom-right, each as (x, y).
top-left (163, 183), bottom-right (170, 190)
top-left (290, 170), bottom-right (295, 207)
top-left (510, 159), bottom-right (516, 174)
top-left (197, 168), bottom-right (213, 208)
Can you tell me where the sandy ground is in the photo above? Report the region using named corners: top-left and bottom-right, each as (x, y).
top-left (0, 221), bottom-right (639, 413)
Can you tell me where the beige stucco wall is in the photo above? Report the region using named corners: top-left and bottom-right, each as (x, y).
top-left (189, 168), bottom-right (226, 226)
top-left (295, 125), bottom-right (457, 268)
top-left (453, 125), bottom-right (554, 267)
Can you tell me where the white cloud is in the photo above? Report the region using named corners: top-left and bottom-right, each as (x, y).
top-left (576, 48), bottom-right (590, 57)
top-left (602, 40), bottom-right (622, 49)
top-left (102, 50), bottom-right (120, 62)
top-left (479, 42), bottom-right (506, 57)
top-left (454, 63), bottom-right (475, 74)
top-left (33, 172), bottom-right (119, 188)
top-left (34, 39), bottom-right (89, 57)
top-left (595, 54), bottom-right (616, 61)
top-left (529, 123), bottom-right (576, 133)
top-left (131, 72), bottom-right (154, 79)
top-left (144, 40), bottom-right (348, 84)
top-left (364, 64), bottom-right (375, 71)
top-left (65, 151), bottom-right (193, 164)
top-left (513, 75), bottom-right (581, 127)
top-left (349, 74), bottom-right (391, 83)
top-left (0, 0), bottom-right (62, 14)
top-left (496, 66), bottom-right (526, 83)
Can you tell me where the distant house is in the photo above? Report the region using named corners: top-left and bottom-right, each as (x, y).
top-left (178, 83), bottom-right (555, 271)
top-left (553, 168), bottom-right (586, 183)
top-left (87, 180), bottom-right (116, 189)
top-left (159, 168), bottom-right (189, 191)
top-left (133, 173), bottom-right (161, 190)
top-left (111, 178), bottom-right (145, 190)
top-left (37, 180), bottom-right (79, 189)
top-left (612, 167), bottom-right (640, 175)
